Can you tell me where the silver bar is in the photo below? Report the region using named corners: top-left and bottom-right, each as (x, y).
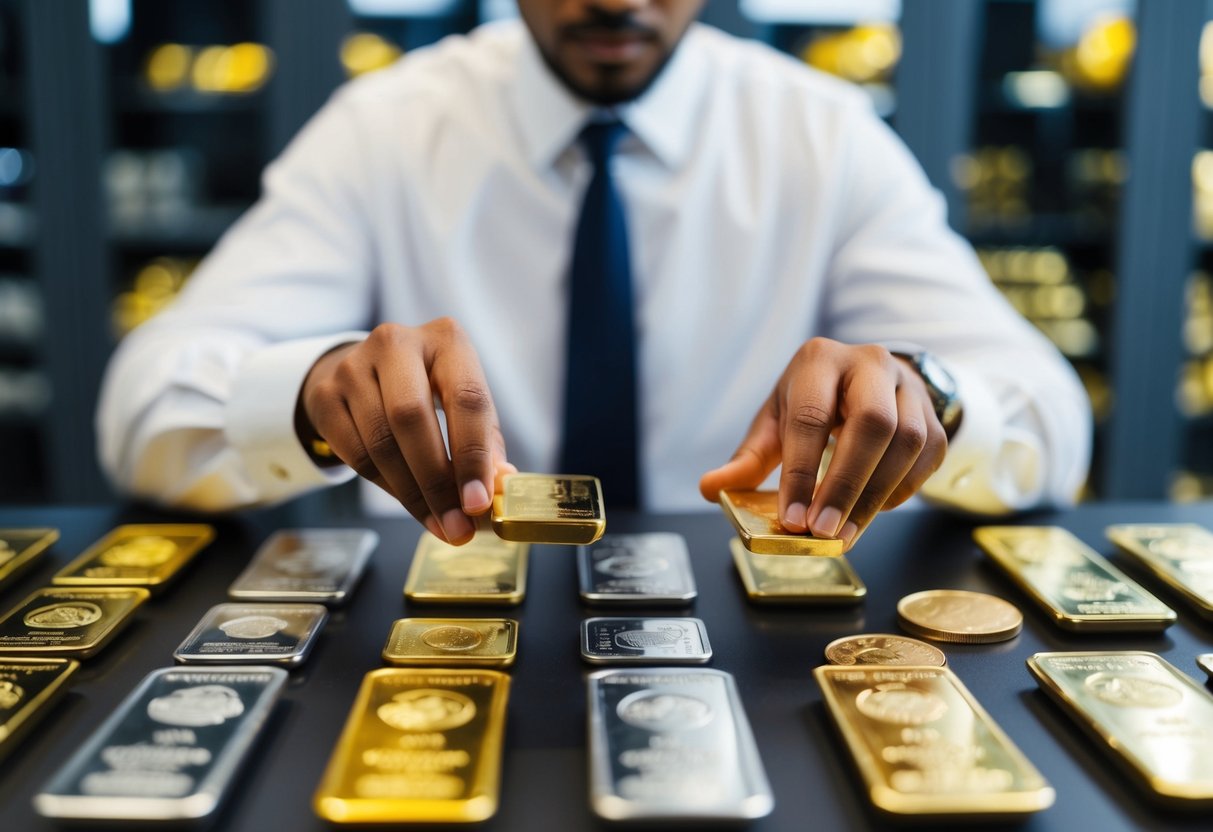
top-left (581, 617), bottom-right (711, 665)
top-left (173, 603), bottom-right (328, 667)
top-left (578, 533), bottom-right (697, 605)
top-left (587, 667), bottom-right (773, 822)
top-left (228, 528), bottom-right (377, 605)
top-left (35, 666), bottom-right (287, 823)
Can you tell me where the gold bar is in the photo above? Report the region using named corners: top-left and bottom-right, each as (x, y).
top-left (1027, 651), bottom-right (1213, 806)
top-left (0, 657), bottom-right (79, 761)
top-left (0, 587), bottom-right (149, 658)
top-left (814, 665), bottom-right (1054, 818)
top-left (975, 526), bottom-right (1175, 631)
top-left (490, 473), bottom-right (604, 545)
top-left (404, 533), bottom-right (527, 606)
top-left (1106, 523), bottom-right (1213, 619)
top-left (314, 668), bottom-right (510, 824)
top-left (729, 538), bottom-right (864, 604)
top-left (0, 529), bottom-right (59, 589)
top-left (382, 618), bottom-right (518, 668)
top-left (53, 524), bottom-right (215, 592)
top-left (719, 490), bottom-right (843, 556)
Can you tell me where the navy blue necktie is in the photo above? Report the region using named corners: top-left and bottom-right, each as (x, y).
top-left (559, 120), bottom-right (640, 508)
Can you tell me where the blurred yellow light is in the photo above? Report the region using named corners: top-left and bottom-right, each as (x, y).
top-left (191, 46), bottom-right (226, 93)
top-left (192, 43), bottom-right (273, 94)
top-left (223, 43), bottom-right (274, 92)
top-left (1071, 15), bottom-right (1135, 91)
top-left (134, 262), bottom-right (178, 297)
top-left (803, 23), bottom-right (901, 84)
top-left (145, 43), bottom-right (192, 91)
top-left (341, 32), bottom-right (402, 78)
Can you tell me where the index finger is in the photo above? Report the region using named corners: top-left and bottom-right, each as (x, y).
top-left (806, 366), bottom-right (898, 540)
top-left (426, 321), bottom-right (502, 517)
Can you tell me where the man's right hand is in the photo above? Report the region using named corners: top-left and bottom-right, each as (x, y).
top-left (296, 318), bottom-right (513, 545)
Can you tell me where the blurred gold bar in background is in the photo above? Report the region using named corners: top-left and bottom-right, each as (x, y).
top-left (53, 524), bottom-right (214, 592)
top-left (0, 529), bottom-right (59, 589)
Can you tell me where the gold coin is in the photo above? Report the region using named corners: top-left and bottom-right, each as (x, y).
top-left (824, 633), bottom-right (946, 666)
top-left (897, 589), bottom-right (1023, 644)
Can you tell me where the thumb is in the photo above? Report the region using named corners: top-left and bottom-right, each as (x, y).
top-left (699, 397), bottom-right (782, 502)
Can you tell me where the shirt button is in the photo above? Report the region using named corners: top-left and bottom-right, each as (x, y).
top-left (270, 463), bottom-right (290, 481)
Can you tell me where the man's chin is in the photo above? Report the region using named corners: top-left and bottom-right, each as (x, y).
top-left (543, 52), bottom-right (671, 106)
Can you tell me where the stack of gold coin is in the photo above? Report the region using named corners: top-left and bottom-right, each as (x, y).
top-left (896, 589), bottom-right (1023, 644)
top-left (823, 633), bottom-right (946, 667)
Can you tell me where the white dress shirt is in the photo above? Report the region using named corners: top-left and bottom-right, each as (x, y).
top-left (97, 20), bottom-right (1092, 515)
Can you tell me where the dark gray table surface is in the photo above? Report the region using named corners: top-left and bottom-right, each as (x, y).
top-left (2, 499), bottom-right (1213, 831)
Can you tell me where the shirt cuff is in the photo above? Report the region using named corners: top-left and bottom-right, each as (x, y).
top-left (226, 332), bottom-right (367, 502)
top-left (919, 360), bottom-right (1043, 514)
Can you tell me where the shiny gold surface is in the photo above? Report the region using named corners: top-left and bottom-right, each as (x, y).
top-left (897, 590), bottom-right (1022, 644)
top-left (404, 533), bottom-right (527, 605)
top-left (53, 524), bottom-right (214, 591)
top-left (382, 619), bottom-right (518, 668)
top-left (0, 657), bottom-right (78, 760)
top-left (0, 529), bottom-right (59, 589)
top-left (313, 668), bottom-right (510, 823)
top-left (729, 538), bottom-right (864, 603)
top-left (491, 474), bottom-right (605, 544)
top-left (0, 587), bottom-right (148, 658)
top-left (1106, 524), bottom-right (1213, 619)
top-left (975, 526), bottom-right (1175, 631)
top-left (1027, 651), bottom-right (1213, 805)
top-left (719, 490), bottom-right (844, 556)
top-left (824, 634), bottom-right (946, 667)
top-left (814, 665), bottom-right (1054, 818)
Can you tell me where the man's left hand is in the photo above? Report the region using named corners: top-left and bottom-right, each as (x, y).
top-left (699, 338), bottom-right (949, 551)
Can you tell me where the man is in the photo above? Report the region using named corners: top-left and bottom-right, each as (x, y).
top-left (97, 0), bottom-right (1091, 551)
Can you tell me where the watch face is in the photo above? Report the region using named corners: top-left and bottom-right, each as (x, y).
top-left (918, 353), bottom-right (957, 399)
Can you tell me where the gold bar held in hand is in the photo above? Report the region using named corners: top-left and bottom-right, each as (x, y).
top-left (491, 473), bottom-right (605, 545)
top-left (719, 490), bottom-right (843, 556)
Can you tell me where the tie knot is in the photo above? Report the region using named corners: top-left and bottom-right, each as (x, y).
top-left (580, 120), bottom-right (626, 167)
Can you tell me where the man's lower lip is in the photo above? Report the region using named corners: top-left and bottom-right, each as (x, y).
top-left (572, 36), bottom-right (650, 63)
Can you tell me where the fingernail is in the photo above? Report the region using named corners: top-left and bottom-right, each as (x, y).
top-left (840, 521), bottom-right (859, 547)
top-left (423, 516), bottom-right (445, 540)
top-left (462, 480), bottom-right (490, 513)
top-left (441, 508), bottom-right (474, 543)
top-left (783, 502), bottom-right (808, 530)
top-left (812, 506), bottom-right (843, 538)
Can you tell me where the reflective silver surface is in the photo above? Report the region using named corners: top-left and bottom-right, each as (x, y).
top-left (228, 529), bottom-right (378, 605)
top-left (173, 603), bottom-right (328, 667)
top-left (586, 668), bottom-right (773, 822)
top-left (580, 617), bottom-right (712, 665)
top-left (577, 533), bottom-right (697, 605)
top-left (35, 666), bottom-right (287, 822)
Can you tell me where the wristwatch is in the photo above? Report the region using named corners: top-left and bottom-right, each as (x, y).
top-left (889, 349), bottom-right (964, 438)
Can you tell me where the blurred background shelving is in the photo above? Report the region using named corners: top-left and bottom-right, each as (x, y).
top-left (1, 0), bottom-right (1208, 505)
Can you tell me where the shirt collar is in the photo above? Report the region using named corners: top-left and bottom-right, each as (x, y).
top-left (511, 23), bottom-right (709, 171)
